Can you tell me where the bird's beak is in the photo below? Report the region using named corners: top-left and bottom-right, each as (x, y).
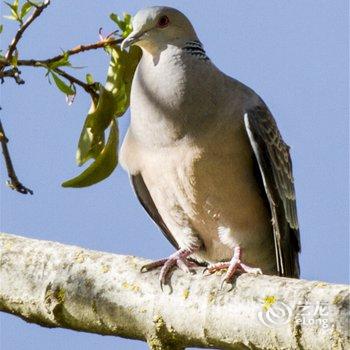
top-left (121, 30), bottom-right (145, 50)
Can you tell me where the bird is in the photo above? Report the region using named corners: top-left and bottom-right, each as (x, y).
top-left (120, 6), bottom-right (301, 286)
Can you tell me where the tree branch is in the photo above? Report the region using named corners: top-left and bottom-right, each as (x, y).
top-left (0, 120), bottom-right (33, 194)
top-left (0, 67), bottom-right (25, 84)
top-left (0, 233), bottom-right (348, 349)
top-left (0, 1), bottom-right (122, 97)
top-left (53, 68), bottom-right (99, 100)
top-left (16, 38), bottom-right (123, 67)
top-left (1, 38), bottom-right (123, 72)
top-left (5, 0), bottom-right (51, 62)
top-left (0, 1), bottom-right (74, 196)
top-left (0, 37), bottom-right (123, 98)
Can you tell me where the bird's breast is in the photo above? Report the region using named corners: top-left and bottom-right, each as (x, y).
top-left (129, 49), bottom-right (219, 146)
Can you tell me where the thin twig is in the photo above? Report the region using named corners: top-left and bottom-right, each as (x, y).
top-left (0, 68), bottom-right (25, 84)
top-left (0, 65), bottom-right (98, 99)
top-left (0, 37), bottom-right (122, 98)
top-left (20, 38), bottom-right (122, 66)
top-left (0, 118), bottom-right (33, 195)
top-left (1, 38), bottom-right (123, 70)
top-left (53, 68), bottom-right (99, 100)
top-left (5, 0), bottom-right (51, 62)
top-left (0, 0), bottom-right (120, 195)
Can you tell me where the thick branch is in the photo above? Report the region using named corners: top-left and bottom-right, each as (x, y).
top-left (0, 120), bottom-right (33, 194)
top-left (0, 232), bottom-right (348, 349)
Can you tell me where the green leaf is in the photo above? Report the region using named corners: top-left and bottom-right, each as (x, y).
top-left (4, 1), bottom-right (18, 12)
top-left (64, 18), bottom-right (142, 188)
top-left (48, 52), bottom-right (71, 70)
top-left (75, 85), bottom-right (116, 166)
top-left (10, 51), bottom-right (18, 67)
top-left (50, 72), bottom-right (75, 95)
top-left (62, 119), bottom-right (118, 188)
top-left (85, 73), bottom-right (94, 84)
top-left (77, 45), bottom-right (140, 165)
top-left (27, 1), bottom-right (44, 6)
top-left (75, 96), bottom-right (104, 166)
top-left (0, 25), bottom-right (3, 34)
top-left (66, 85), bottom-right (76, 105)
top-left (75, 45), bottom-right (139, 167)
top-left (76, 125), bottom-right (104, 166)
top-left (20, 2), bottom-right (32, 19)
top-left (4, 1), bottom-right (19, 21)
top-left (110, 13), bottom-right (123, 29)
top-left (110, 12), bottom-right (133, 38)
top-left (3, 15), bottom-right (17, 21)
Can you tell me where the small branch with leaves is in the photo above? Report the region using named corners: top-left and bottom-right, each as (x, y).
top-left (0, 0), bottom-right (51, 194)
top-left (10, 38), bottom-right (123, 67)
top-left (0, 37), bottom-right (124, 100)
top-left (4, 0), bottom-right (50, 62)
top-left (0, 0), bottom-right (141, 194)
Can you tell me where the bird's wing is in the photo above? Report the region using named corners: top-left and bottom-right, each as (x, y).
top-left (131, 173), bottom-right (180, 250)
top-left (244, 105), bottom-right (301, 278)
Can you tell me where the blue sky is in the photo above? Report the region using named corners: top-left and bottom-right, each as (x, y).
top-left (1, 1), bottom-right (348, 349)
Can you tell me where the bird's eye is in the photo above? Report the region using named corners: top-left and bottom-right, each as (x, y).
top-left (157, 15), bottom-right (170, 28)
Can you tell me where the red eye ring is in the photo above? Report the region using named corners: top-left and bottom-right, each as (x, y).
top-left (157, 15), bottom-right (170, 28)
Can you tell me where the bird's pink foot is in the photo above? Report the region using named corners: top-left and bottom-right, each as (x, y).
top-left (206, 246), bottom-right (262, 283)
top-left (141, 248), bottom-right (199, 288)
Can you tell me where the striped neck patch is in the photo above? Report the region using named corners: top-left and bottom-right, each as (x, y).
top-left (183, 40), bottom-right (209, 61)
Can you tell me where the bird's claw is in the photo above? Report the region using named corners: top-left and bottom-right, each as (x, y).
top-left (239, 263), bottom-right (262, 276)
top-left (140, 258), bottom-right (167, 273)
top-left (206, 260), bottom-right (262, 285)
top-left (157, 256), bottom-right (197, 287)
top-left (140, 249), bottom-right (199, 290)
top-left (220, 278), bottom-right (234, 292)
top-left (202, 266), bottom-right (218, 277)
top-left (205, 246), bottom-right (263, 285)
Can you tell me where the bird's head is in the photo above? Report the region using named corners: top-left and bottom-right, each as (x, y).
top-left (121, 6), bottom-right (198, 54)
